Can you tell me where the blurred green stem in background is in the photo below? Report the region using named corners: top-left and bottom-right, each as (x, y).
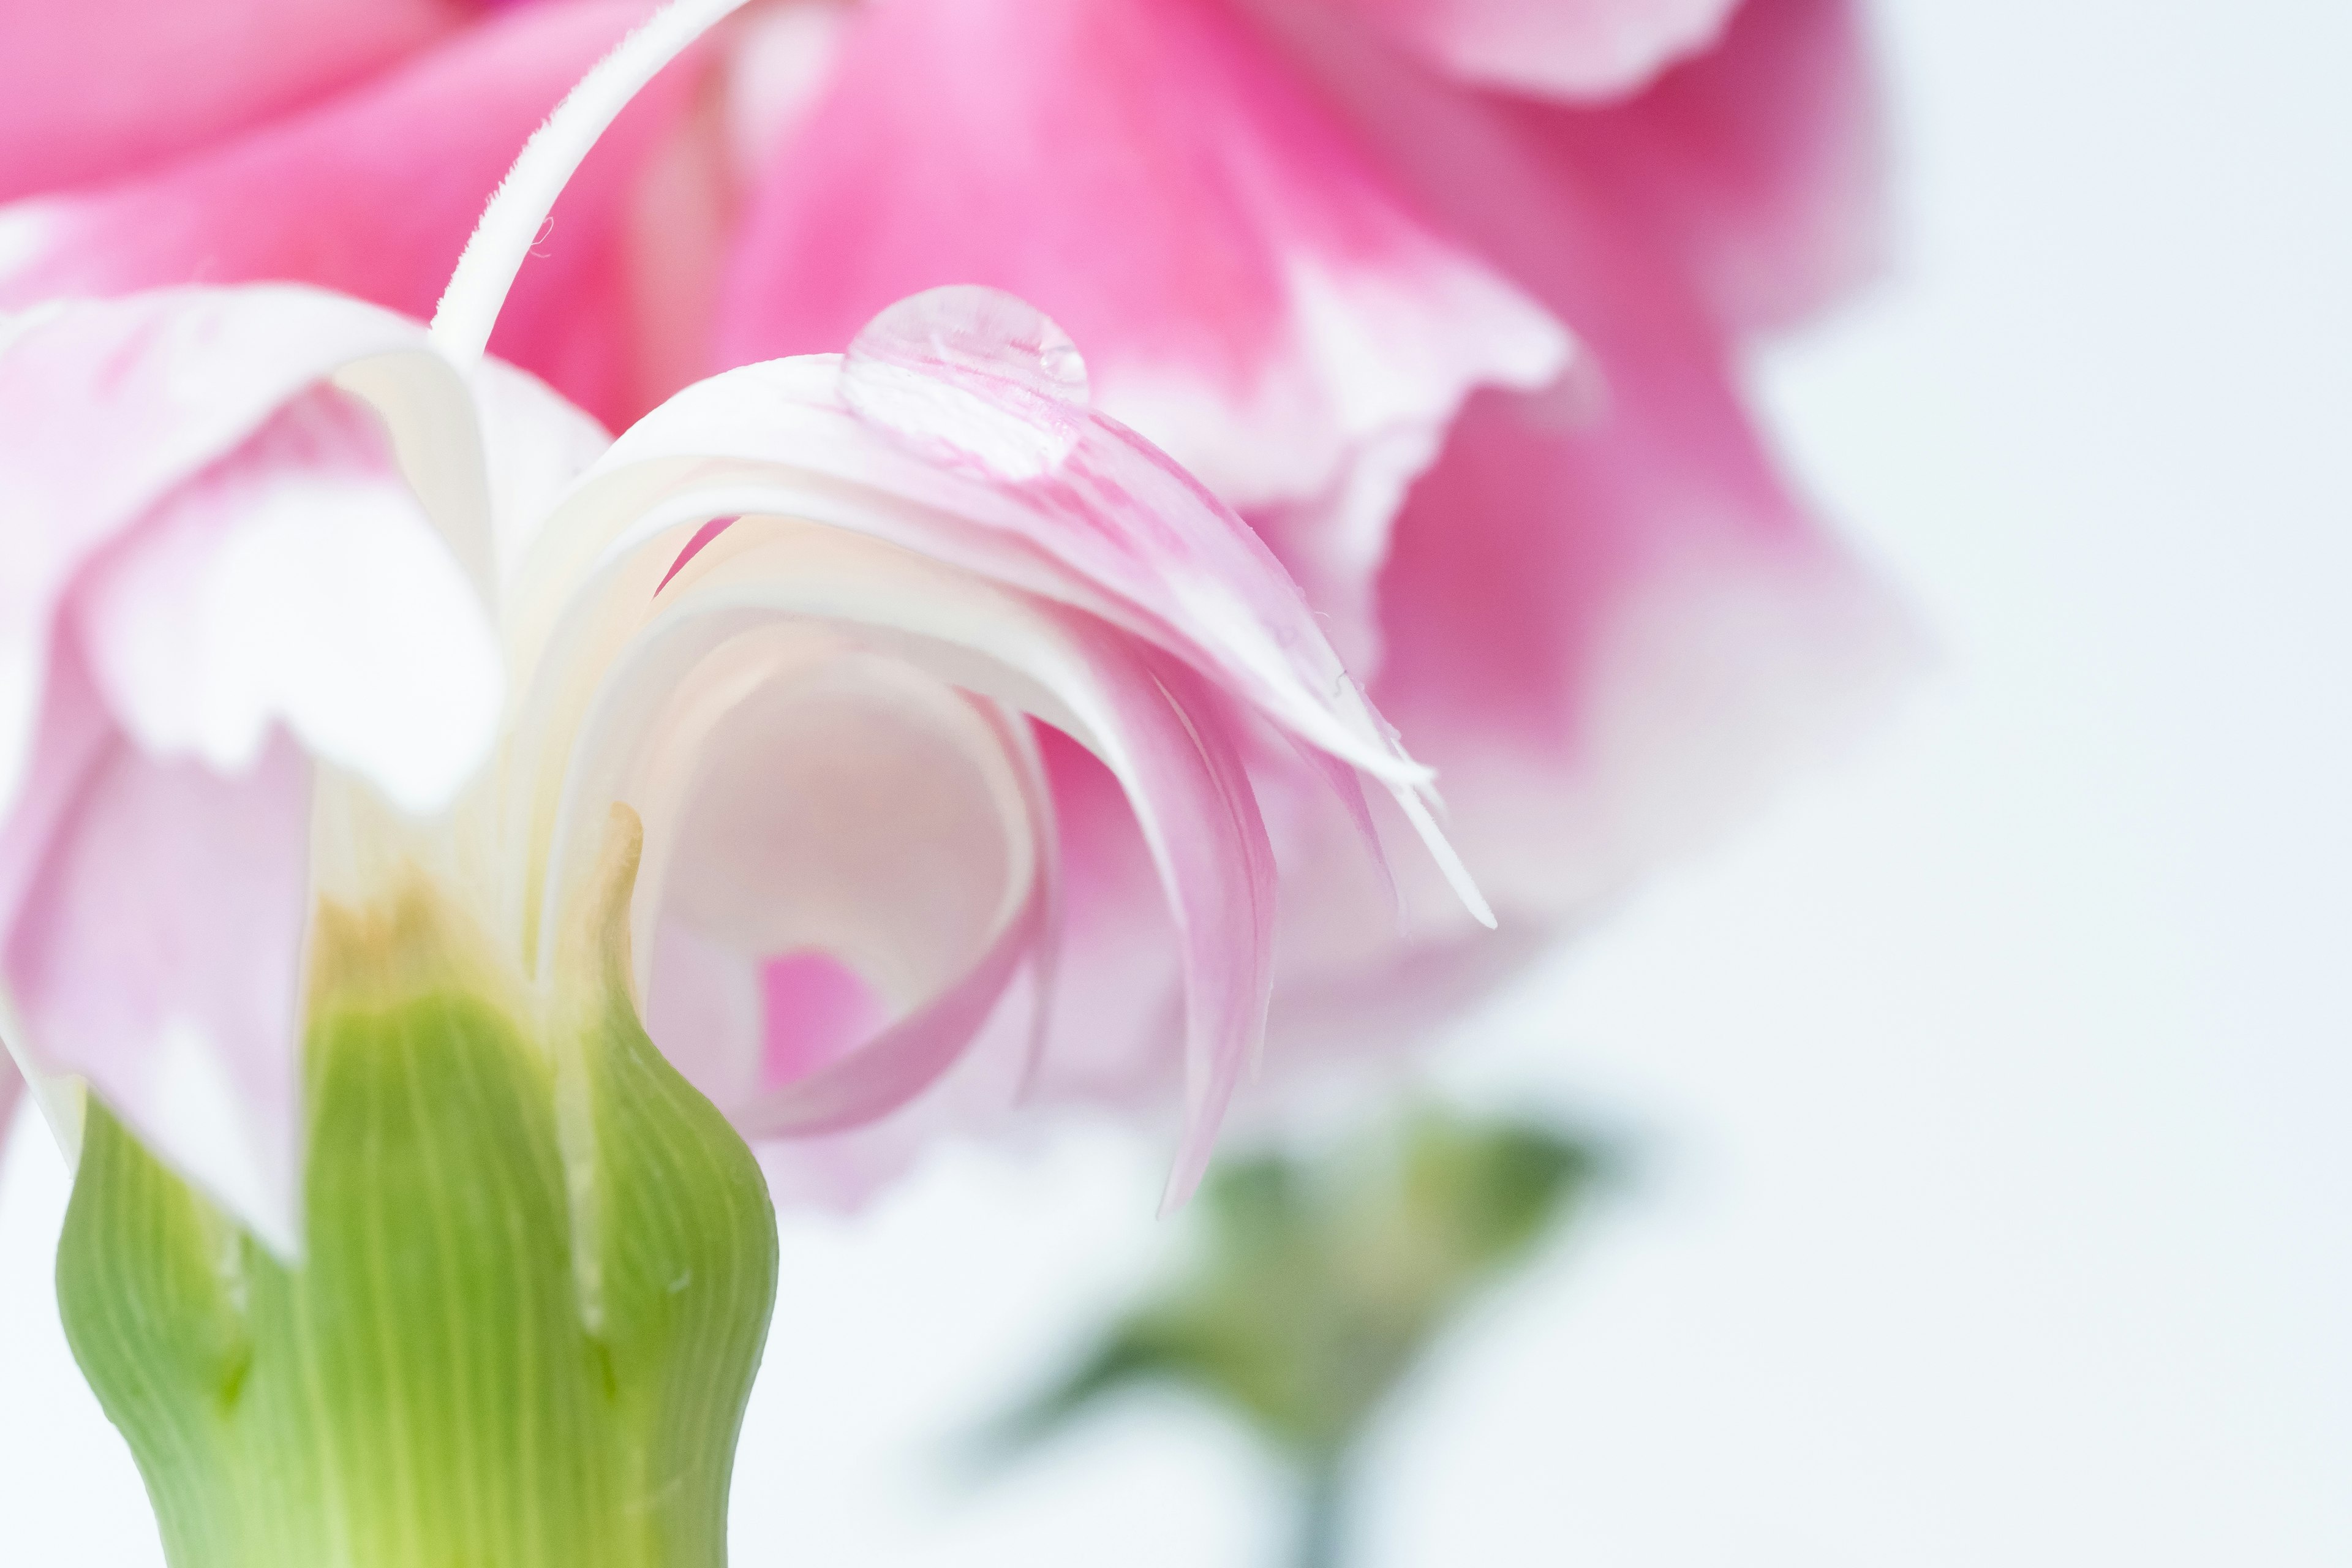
top-left (986, 1104), bottom-right (1611, 1568)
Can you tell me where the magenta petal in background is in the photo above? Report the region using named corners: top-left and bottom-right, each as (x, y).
top-left (0, 288), bottom-right (429, 809)
top-left (0, 1), bottom-right (692, 429)
top-left (2, 682), bottom-right (311, 1255)
top-left (0, 0), bottom-right (462, 201)
top-left (1114, 0), bottom-right (1917, 1060)
top-left (1534, 0), bottom-right (1887, 333)
top-left (715, 0), bottom-right (1566, 562)
top-left (1287, 0), bottom-right (1740, 100)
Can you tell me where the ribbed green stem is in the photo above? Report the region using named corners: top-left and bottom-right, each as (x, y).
top-left (56, 982), bottom-right (778, 1568)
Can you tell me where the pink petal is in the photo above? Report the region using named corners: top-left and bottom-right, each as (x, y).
top-left (715, 0), bottom-right (1565, 583)
top-left (0, 288), bottom-right (435, 813)
top-left (1265, 0), bottom-right (1884, 337)
top-left (1, 653), bottom-right (311, 1254)
top-left (925, 685), bottom-right (1406, 1135)
top-left (0, 0), bottom-right (462, 201)
top-left (739, 911), bottom-right (1036, 1140)
top-left (554, 512), bottom-right (1282, 1191)
top-left (1248, 0), bottom-right (1915, 1042)
top-left (619, 624), bottom-right (1049, 1136)
top-left (509, 293), bottom-right (1486, 1167)
top-left (1279, 0), bottom-right (1900, 884)
top-left (1531, 0), bottom-right (1887, 332)
top-left (733, 698), bottom-right (1061, 1141)
top-left (1288, 0), bottom-right (1738, 100)
top-left (536, 289), bottom-right (1439, 799)
top-left (1112, 655), bottom-right (1278, 1210)
top-left (70, 385), bottom-right (502, 813)
top-left (0, 1), bottom-right (697, 429)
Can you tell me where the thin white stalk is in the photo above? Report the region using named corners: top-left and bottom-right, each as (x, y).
top-left (432, 0), bottom-right (752, 364)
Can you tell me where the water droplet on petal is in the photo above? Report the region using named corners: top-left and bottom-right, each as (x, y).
top-left (840, 285), bottom-right (1091, 480)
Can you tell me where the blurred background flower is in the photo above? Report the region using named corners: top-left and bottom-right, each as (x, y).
top-left (981, 1106), bottom-right (1612, 1568)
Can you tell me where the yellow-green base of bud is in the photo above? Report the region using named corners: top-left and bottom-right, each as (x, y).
top-left (56, 968), bottom-right (777, 1568)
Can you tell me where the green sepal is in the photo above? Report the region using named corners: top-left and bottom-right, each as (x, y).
top-left (57, 969), bottom-right (777, 1568)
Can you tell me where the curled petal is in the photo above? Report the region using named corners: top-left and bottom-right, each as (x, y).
top-left (717, 0), bottom-right (1567, 601)
top-left (701, 692), bottom-right (1065, 1136)
top-left (1531, 0), bottom-right (1888, 332)
top-left (1376, 383), bottom-right (1917, 908)
top-left (519, 292), bottom-right (1436, 794)
top-left (525, 516), bottom-right (1279, 1195)
top-left (733, 911), bottom-right (1036, 1141)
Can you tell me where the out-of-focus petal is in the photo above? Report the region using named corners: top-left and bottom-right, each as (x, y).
top-left (515, 289), bottom-right (1437, 802)
top-left (1264, 0), bottom-right (1880, 336)
top-left (622, 616), bottom-right (1046, 1134)
top-left (72, 387), bottom-right (502, 815)
top-left (1281, 0), bottom-right (1738, 100)
top-left (1, 655), bottom-right (311, 1255)
top-left (0, 288), bottom-right (443, 814)
top-left (715, 0), bottom-right (1567, 600)
top-left (0, 0), bottom-right (462, 202)
top-left (0, 1), bottom-right (692, 429)
top-left (1533, 0), bottom-right (1885, 332)
top-left (536, 515), bottom-right (1278, 1202)
top-left (536, 512), bottom-right (1279, 1189)
top-left (500, 293), bottom-right (1479, 1160)
top-left (1378, 389), bottom-right (1910, 918)
top-left (469, 355), bottom-right (616, 589)
top-left (1206, 0), bottom-right (1913, 1054)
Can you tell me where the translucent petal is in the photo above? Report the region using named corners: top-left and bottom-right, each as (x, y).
top-left (526, 519), bottom-right (1275, 1191)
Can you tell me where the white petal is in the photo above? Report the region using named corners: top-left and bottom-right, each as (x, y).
top-left (73, 387), bottom-right (502, 815)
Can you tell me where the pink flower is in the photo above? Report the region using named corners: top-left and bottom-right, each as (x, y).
top-left (0, 0), bottom-right (1911, 1196)
top-left (0, 1), bottom-right (1484, 1242)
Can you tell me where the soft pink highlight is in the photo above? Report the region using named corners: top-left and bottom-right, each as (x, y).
top-left (757, 951), bottom-right (886, 1088)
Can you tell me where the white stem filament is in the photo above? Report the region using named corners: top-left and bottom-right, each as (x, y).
top-left (431, 0), bottom-right (753, 364)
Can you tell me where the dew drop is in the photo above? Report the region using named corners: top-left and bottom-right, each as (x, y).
top-left (840, 285), bottom-right (1091, 480)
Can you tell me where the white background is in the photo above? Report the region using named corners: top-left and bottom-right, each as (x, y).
top-left (4, 0), bottom-right (2348, 1561)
